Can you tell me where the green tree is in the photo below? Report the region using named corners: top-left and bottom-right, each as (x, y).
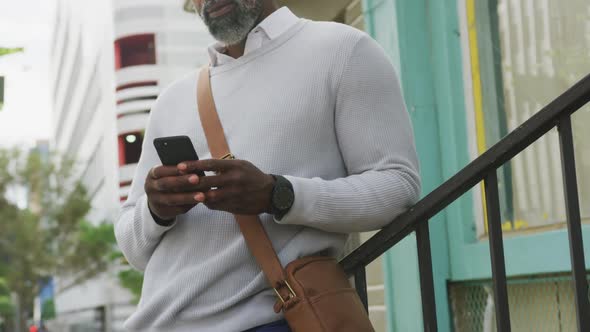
top-left (117, 268), bottom-right (143, 303)
top-left (0, 279), bottom-right (9, 297)
top-left (40, 299), bottom-right (55, 321)
top-left (0, 48), bottom-right (23, 57)
top-left (0, 297), bottom-right (13, 319)
top-left (0, 278), bottom-right (13, 324)
top-left (0, 148), bottom-right (117, 330)
top-left (110, 251), bottom-right (143, 303)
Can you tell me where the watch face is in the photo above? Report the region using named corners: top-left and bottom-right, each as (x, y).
top-left (274, 186), bottom-right (294, 210)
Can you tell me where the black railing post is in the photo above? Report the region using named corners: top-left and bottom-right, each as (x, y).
top-left (558, 115), bottom-right (590, 332)
top-left (354, 267), bottom-right (369, 312)
top-left (416, 222), bottom-right (438, 332)
top-left (484, 171), bottom-right (511, 332)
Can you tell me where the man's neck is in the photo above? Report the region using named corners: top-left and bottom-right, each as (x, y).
top-left (224, 2), bottom-right (279, 59)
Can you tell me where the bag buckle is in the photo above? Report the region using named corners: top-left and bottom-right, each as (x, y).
top-left (273, 280), bottom-right (296, 304)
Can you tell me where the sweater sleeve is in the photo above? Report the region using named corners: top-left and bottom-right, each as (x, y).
top-left (275, 34), bottom-right (421, 233)
top-left (114, 96), bottom-right (177, 271)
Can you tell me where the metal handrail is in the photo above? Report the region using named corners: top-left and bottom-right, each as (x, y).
top-left (340, 73), bottom-right (590, 332)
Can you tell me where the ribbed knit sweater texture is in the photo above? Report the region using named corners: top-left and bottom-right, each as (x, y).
top-left (115, 18), bottom-right (421, 332)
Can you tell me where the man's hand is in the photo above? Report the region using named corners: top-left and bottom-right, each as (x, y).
top-left (145, 165), bottom-right (205, 221)
top-left (178, 159), bottom-right (275, 215)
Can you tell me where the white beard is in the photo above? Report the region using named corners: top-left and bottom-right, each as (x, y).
top-left (198, 0), bottom-right (263, 46)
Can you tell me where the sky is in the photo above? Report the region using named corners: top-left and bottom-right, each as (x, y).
top-left (0, 0), bottom-right (55, 149)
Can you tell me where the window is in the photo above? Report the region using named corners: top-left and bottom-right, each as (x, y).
top-left (467, 0), bottom-right (590, 232)
top-left (114, 34), bottom-right (156, 69)
top-left (118, 131), bottom-right (144, 166)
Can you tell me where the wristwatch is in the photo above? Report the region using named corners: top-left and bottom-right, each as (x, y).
top-left (270, 175), bottom-right (295, 220)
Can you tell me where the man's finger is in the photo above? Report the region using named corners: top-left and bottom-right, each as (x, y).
top-left (204, 188), bottom-right (229, 204)
top-left (151, 192), bottom-right (202, 207)
top-left (152, 174), bottom-right (196, 192)
top-left (150, 165), bottom-right (181, 179)
top-left (150, 202), bottom-right (196, 216)
top-left (152, 174), bottom-right (230, 193)
top-left (202, 188), bottom-right (232, 210)
top-left (179, 159), bottom-right (239, 173)
top-left (198, 174), bottom-right (231, 189)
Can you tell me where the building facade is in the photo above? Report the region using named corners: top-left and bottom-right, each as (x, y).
top-left (0, 76), bottom-right (4, 111)
top-left (361, 0), bottom-right (590, 331)
top-left (50, 0), bottom-right (213, 330)
top-left (49, 0), bottom-right (127, 330)
top-left (115, 0), bottom-right (213, 203)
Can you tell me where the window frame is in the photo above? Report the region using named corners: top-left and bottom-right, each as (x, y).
top-left (453, 0), bottom-right (590, 281)
top-left (114, 34), bottom-right (157, 70)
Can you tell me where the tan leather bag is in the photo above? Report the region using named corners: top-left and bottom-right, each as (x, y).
top-left (197, 66), bottom-right (375, 332)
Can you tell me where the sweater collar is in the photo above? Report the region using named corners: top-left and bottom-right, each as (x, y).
top-left (207, 6), bottom-right (299, 67)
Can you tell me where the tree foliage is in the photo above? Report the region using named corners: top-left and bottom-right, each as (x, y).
top-left (41, 299), bottom-right (55, 321)
top-left (0, 148), bottom-right (117, 327)
top-left (0, 278), bottom-right (13, 320)
top-left (0, 297), bottom-right (13, 316)
top-left (117, 269), bottom-right (143, 303)
top-left (110, 251), bottom-right (143, 303)
top-left (0, 48), bottom-right (24, 57)
top-left (0, 279), bottom-right (9, 297)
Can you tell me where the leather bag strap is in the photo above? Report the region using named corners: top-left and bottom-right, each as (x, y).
top-left (196, 66), bottom-right (289, 290)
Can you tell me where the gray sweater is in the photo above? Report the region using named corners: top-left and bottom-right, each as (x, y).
top-left (115, 18), bottom-right (420, 332)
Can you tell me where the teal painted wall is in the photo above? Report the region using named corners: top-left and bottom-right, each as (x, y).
top-left (362, 0), bottom-right (401, 73)
top-left (363, 0), bottom-right (590, 331)
top-left (363, 0), bottom-right (471, 331)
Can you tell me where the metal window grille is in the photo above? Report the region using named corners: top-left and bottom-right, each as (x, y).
top-left (450, 275), bottom-right (590, 332)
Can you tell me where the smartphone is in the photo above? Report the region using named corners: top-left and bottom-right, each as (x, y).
top-left (153, 135), bottom-right (206, 177)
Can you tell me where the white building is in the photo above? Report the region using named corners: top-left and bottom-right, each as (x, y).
top-left (115, 0), bottom-right (213, 203)
top-left (49, 0), bottom-right (128, 330)
top-left (50, 0), bottom-right (212, 330)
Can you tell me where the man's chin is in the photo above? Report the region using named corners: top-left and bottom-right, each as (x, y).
top-left (207, 25), bottom-right (247, 46)
top-left (201, 6), bottom-right (261, 45)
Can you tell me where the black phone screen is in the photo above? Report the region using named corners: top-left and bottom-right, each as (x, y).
top-left (153, 136), bottom-right (206, 177)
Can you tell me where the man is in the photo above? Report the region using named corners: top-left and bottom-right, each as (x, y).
top-left (114, 0), bottom-right (421, 331)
